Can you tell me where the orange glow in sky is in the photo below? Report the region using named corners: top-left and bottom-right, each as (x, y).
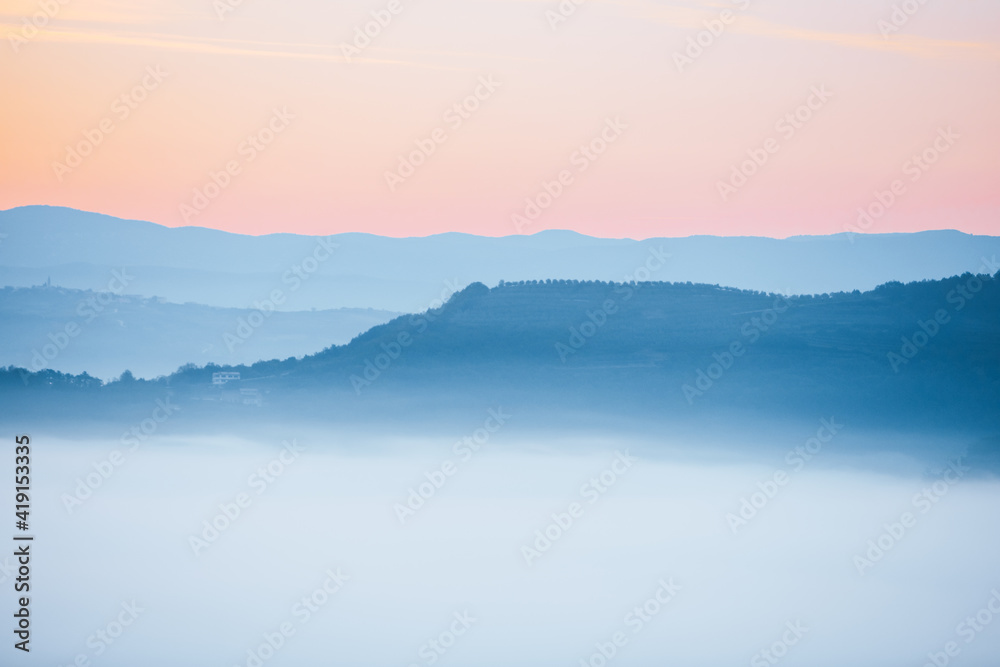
top-left (1, 0), bottom-right (998, 238)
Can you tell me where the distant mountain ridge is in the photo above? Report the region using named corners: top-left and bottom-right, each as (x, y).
top-left (0, 284), bottom-right (397, 380)
top-left (2, 205), bottom-right (998, 312)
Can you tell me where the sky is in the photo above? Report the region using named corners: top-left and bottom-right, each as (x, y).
top-left (1, 0), bottom-right (998, 238)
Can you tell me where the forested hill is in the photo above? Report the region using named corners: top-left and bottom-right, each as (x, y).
top-left (3, 273), bottom-right (999, 432)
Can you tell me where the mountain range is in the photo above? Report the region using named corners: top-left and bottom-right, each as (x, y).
top-left (0, 285), bottom-right (396, 379)
top-left (2, 205), bottom-right (998, 312)
top-left (5, 273), bottom-right (998, 460)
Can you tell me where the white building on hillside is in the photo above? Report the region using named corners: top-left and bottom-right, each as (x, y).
top-left (212, 371), bottom-right (241, 386)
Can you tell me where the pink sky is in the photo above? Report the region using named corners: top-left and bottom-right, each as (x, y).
top-left (1, 0), bottom-right (998, 238)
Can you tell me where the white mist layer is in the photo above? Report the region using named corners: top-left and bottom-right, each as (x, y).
top-left (11, 434), bottom-right (1000, 667)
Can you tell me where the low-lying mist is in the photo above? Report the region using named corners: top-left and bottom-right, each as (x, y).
top-left (14, 428), bottom-right (1000, 667)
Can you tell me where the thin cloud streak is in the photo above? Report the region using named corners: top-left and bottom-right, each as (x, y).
top-left (0, 20), bottom-right (477, 72)
top-left (603, 0), bottom-right (1000, 60)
